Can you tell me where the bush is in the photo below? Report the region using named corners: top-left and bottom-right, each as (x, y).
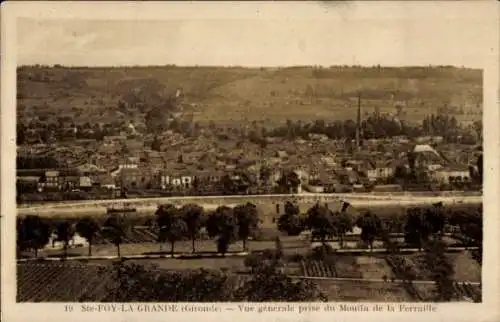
top-left (309, 244), bottom-right (334, 261)
top-left (287, 253), bottom-right (305, 262)
top-left (244, 252), bottom-right (263, 270)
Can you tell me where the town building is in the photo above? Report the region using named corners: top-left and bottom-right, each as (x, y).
top-left (430, 166), bottom-right (471, 184)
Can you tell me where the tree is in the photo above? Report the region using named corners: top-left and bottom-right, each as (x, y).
top-left (151, 136), bottom-right (162, 152)
top-left (206, 206), bottom-right (238, 255)
top-left (156, 204), bottom-right (187, 255)
top-left (259, 165), bottom-right (272, 185)
top-left (284, 201), bottom-right (300, 215)
top-left (102, 214), bottom-right (127, 257)
top-left (424, 239), bottom-right (455, 301)
top-left (277, 201), bottom-right (306, 236)
top-left (220, 174), bottom-right (237, 195)
top-left (180, 204), bottom-right (205, 253)
top-left (216, 236), bottom-right (230, 256)
top-left (161, 214), bottom-right (188, 256)
top-left (457, 209), bottom-right (482, 263)
top-left (75, 217), bottom-right (100, 257)
top-left (425, 204), bottom-right (446, 237)
top-left (17, 124), bottom-right (26, 145)
top-left (55, 221), bottom-right (75, 258)
top-left (356, 211), bottom-right (382, 250)
top-left (276, 171), bottom-right (301, 194)
top-left (404, 207), bottom-right (433, 249)
top-left (305, 203), bottom-right (336, 245)
top-left (244, 252), bottom-right (264, 272)
top-left (334, 211), bottom-right (353, 248)
top-left (233, 203), bottom-right (259, 251)
top-left (104, 261), bottom-right (233, 302)
top-left (17, 215), bottom-right (51, 258)
top-left (477, 154), bottom-right (483, 185)
top-left (407, 151), bottom-right (417, 182)
top-left (277, 212), bottom-right (305, 236)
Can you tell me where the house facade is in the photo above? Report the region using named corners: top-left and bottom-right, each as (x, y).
top-left (430, 167), bottom-right (470, 184)
top-left (157, 170), bottom-right (224, 192)
top-left (366, 167), bottom-right (395, 182)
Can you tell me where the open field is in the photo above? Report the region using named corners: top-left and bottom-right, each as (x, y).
top-left (17, 262), bottom-right (111, 302)
top-left (26, 234), bottom-right (481, 282)
top-left (314, 279), bottom-right (414, 302)
top-left (18, 261), bottom-right (418, 302)
top-left (17, 250), bottom-right (481, 302)
top-left (18, 66), bottom-right (482, 126)
top-left (406, 251), bottom-right (482, 283)
top-left (34, 237), bottom-right (310, 259)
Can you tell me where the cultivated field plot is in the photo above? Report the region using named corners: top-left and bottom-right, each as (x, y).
top-left (300, 255), bottom-right (394, 279)
top-left (17, 262), bottom-right (113, 302)
top-left (314, 279), bottom-right (413, 302)
top-left (131, 257), bottom-right (246, 271)
top-left (407, 252), bottom-right (482, 283)
top-left (355, 256), bottom-right (394, 280)
top-left (411, 282), bottom-right (481, 302)
top-left (451, 251), bottom-right (482, 283)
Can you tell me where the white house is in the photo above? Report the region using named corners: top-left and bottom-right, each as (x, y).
top-left (366, 167), bottom-right (395, 182)
top-left (430, 167), bottom-right (470, 184)
top-left (160, 174), bottom-right (193, 189)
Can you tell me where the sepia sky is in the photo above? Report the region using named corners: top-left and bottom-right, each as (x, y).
top-left (15, 2), bottom-right (497, 68)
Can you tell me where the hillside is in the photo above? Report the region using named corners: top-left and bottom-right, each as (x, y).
top-left (17, 65), bottom-right (482, 127)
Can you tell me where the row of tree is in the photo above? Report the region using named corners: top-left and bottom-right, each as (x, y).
top-left (154, 202), bottom-right (259, 256)
top-left (17, 201), bottom-right (482, 260)
top-left (267, 114), bottom-right (480, 144)
top-left (18, 107), bottom-right (481, 147)
top-left (277, 201), bottom-right (482, 251)
top-left (17, 202), bottom-right (260, 258)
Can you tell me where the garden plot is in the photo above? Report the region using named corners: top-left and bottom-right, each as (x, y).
top-left (411, 284), bottom-right (438, 302)
top-left (315, 280), bottom-right (413, 302)
top-left (133, 257), bottom-right (246, 271)
top-left (450, 251), bottom-right (482, 283)
top-left (405, 251), bottom-right (481, 283)
top-left (17, 262), bottom-right (113, 302)
top-left (355, 256), bottom-right (394, 280)
top-left (333, 256), bottom-right (363, 278)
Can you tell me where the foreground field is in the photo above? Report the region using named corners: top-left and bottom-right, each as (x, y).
top-left (18, 261), bottom-right (416, 302)
top-left (17, 247), bottom-right (482, 302)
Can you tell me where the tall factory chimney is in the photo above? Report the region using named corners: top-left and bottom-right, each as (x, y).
top-left (355, 92), bottom-right (362, 150)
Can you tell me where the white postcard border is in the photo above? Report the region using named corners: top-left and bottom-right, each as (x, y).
top-left (2, 2), bottom-right (499, 322)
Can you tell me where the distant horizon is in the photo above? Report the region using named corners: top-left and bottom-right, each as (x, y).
top-left (17, 64), bottom-right (482, 70)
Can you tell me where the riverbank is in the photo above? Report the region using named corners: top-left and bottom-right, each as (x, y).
top-left (17, 192), bottom-right (482, 217)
